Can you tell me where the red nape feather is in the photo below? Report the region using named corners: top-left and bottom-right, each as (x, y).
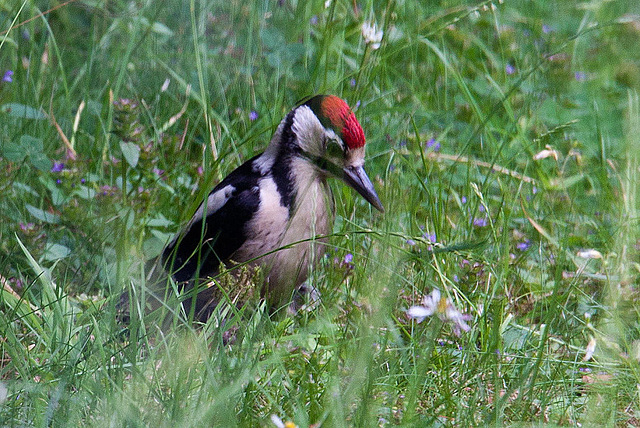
top-left (321, 96), bottom-right (366, 149)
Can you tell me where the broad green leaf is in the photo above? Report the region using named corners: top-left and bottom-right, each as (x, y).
top-left (2, 141), bottom-right (26, 162)
top-left (151, 21), bottom-right (174, 36)
top-left (1, 103), bottom-right (47, 120)
top-left (30, 152), bottom-right (52, 171)
top-left (2, 135), bottom-right (42, 161)
top-left (120, 141), bottom-right (140, 168)
top-left (26, 204), bottom-right (60, 224)
top-left (13, 182), bottom-right (40, 197)
top-left (48, 183), bottom-right (65, 206)
top-left (20, 135), bottom-right (44, 152)
top-left (73, 185), bottom-right (96, 199)
top-left (40, 177), bottom-right (66, 206)
top-left (1, 136), bottom-right (50, 170)
top-left (143, 236), bottom-right (166, 259)
top-left (150, 229), bottom-right (175, 243)
top-left (146, 214), bottom-right (173, 227)
top-left (43, 243), bottom-right (71, 261)
top-left (260, 27), bottom-right (285, 50)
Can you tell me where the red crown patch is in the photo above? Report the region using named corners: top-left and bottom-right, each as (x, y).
top-left (320, 95), bottom-right (366, 150)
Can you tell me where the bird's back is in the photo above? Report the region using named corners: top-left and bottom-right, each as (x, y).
top-left (162, 155), bottom-right (263, 284)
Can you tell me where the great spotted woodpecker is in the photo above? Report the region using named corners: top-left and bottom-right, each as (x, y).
top-left (140, 95), bottom-right (383, 321)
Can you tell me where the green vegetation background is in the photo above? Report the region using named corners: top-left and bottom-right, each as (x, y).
top-left (1, 0), bottom-right (640, 426)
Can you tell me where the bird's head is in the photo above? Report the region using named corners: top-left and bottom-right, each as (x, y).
top-left (285, 94), bottom-right (384, 212)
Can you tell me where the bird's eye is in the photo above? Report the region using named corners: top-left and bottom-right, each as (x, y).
top-left (326, 137), bottom-right (344, 158)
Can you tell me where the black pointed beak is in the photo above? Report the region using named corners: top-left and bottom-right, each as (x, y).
top-left (342, 165), bottom-right (384, 212)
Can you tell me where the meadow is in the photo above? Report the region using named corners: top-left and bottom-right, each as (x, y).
top-left (1, 0), bottom-right (640, 426)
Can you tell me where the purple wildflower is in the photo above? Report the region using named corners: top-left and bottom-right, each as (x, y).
top-left (51, 162), bottom-right (65, 172)
top-left (423, 233), bottom-right (436, 243)
top-left (249, 110), bottom-right (258, 121)
top-left (350, 78), bottom-right (356, 87)
top-left (80, 178), bottom-right (86, 184)
top-left (310, 15), bottom-right (318, 25)
top-left (574, 72), bottom-right (587, 82)
top-left (338, 252), bottom-right (355, 270)
top-left (516, 239), bottom-right (531, 251)
top-left (19, 222), bottom-right (35, 231)
top-left (505, 64), bottom-right (515, 75)
top-left (355, 100), bottom-right (361, 108)
top-left (425, 138), bottom-right (440, 152)
top-left (153, 167), bottom-right (164, 176)
top-left (2, 70), bottom-right (13, 83)
top-left (56, 179), bottom-right (62, 184)
top-left (461, 196), bottom-right (467, 204)
top-left (421, 233), bottom-right (436, 251)
top-left (406, 239), bottom-right (416, 246)
top-left (473, 218), bottom-right (487, 227)
top-left (478, 204), bottom-right (485, 213)
top-left (542, 24), bottom-right (552, 34)
top-left (10, 277), bottom-right (24, 290)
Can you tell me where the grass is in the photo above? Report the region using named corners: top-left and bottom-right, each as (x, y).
top-left (1, 0), bottom-right (640, 425)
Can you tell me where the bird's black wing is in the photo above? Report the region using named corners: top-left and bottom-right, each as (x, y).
top-left (162, 155), bottom-right (263, 284)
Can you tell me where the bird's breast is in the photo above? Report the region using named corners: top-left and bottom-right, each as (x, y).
top-left (233, 168), bottom-right (333, 303)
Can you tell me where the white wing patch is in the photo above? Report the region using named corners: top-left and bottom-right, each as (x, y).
top-left (190, 184), bottom-right (235, 225)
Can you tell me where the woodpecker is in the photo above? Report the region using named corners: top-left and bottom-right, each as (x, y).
top-left (155, 95), bottom-right (383, 321)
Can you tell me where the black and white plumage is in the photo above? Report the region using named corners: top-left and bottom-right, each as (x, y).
top-left (150, 95), bottom-right (383, 321)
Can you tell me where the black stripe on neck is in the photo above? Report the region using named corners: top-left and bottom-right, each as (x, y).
top-left (271, 109), bottom-right (298, 211)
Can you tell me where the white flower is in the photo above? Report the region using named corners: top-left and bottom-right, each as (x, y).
top-left (361, 21), bottom-right (383, 50)
top-left (270, 414), bottom-right (297, 428)
top-left (271, 415), bottom-right (285, 428)
top-left (577, 249), bottom-right (603, 259)
top-left (406, 289), bottom-right (472, 335)
top-left (406, 305), bottom-right (435, 322)
top-left (407, 288), bottom-right (441, 322)
top-left (444, 304), bottom-right (472, 336)
top-left (583, 337), bottom-right (596, 361)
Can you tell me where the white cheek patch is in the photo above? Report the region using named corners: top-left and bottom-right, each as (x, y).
top-left (191, 184), bottom-right (235, 224)
top-left (292, 105), bottom-right (326, 153)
